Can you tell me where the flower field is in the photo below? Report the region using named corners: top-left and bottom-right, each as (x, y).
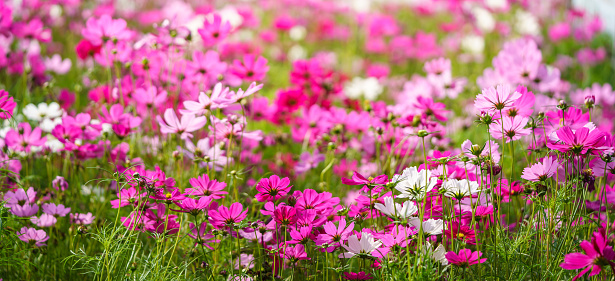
top-left (1, 0), bottom-right (615, 280)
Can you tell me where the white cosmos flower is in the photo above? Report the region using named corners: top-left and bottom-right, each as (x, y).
top-left (374, 196), bottom-right (418, 219)
top-left (344, 77), bottom-right (383, 101)
top-left (393, 167), bottom-right (437, 201)
top-left (442, 179), bottom-right (480, 199)
top-left (23, 102), bottom-right (63, 122)
top-left (339, 232), bottom-right (383, 258)
top-left (423, 242), bottom-right (448, 265)
top-left (515, 10), bottom-right (539, 36)
top-left (472, 7), bottom-right (495, 32)
top-left (40, 117), bottom-right (62, 132)
top-left (461, 35), bottom-right (484, 55)
top-left (409, 218), bottom-right (444, 235)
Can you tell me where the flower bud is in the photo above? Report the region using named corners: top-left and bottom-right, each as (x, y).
top-left (52, 176), bottom-right (68, 191)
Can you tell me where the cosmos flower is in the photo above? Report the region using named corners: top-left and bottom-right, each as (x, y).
top-left (338, 232), bottom-right (383, 258)
top-left (521, 156), bottom-right (559, 182)
top-left (445, 249), bottom-right (487, 267)
top-left (17, 227), bottom-right (49, 247)
top-left (393, 167), bottom-right (437, 201)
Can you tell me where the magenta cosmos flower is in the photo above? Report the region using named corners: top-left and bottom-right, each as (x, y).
top-left (209, 202), bottom-right (248, 229)
top-left (474, 84), bottom-right (521, 112)
top-left (81, 15), bottom-right (131, 46)
top-left (17, 227), bottom-right (49, 246)
top-left (547, 126), bottom-right (607, 154)
top-left (197, 14), bottom-right (232, 47)
top-left (0, 90), bottom-right (16, 119)
top-left (186, 174), bottom-right (228, 199)
top-left (315, 218), bottom-right (355, 252)
top-left (445, 249), bottom-right (487, 267)
top-left (231, 55), bottom-right (269, 82)
top-left (255, 175), bottom-right (292, 202)
top-left (560, 231), bottom-right (615, 281)
top-left (521, 156), bottom-right (559, 182)
top-left (342, 171), bottom-right (388, 192)
top-left (5, 123), bottom-right (47, 152)
top-left (343, 272), bottom-right (373, 280)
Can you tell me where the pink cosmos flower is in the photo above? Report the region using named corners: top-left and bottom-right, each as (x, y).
top-left (547, 126), bottom-right (607, 155)
top-left (99, 104), bottom-right (142, 138)
top-left (183, 138), bottom-right (228, 171)
top-left (445, 249), bottom-right (487, 267)
top-left (174, 196), bottom-right (212, 215)
top-left (414, 96), bottom-right (449, 121)
top-left (315, 218), bottom-right (355, 252)
top-left (560, 231), bottom-right (615, 281)
top-left (134, 86), bottom-right (167, 109)
top-left (198, 14), bottom-right (232, 47)
top-left (186, 51), bottom-right (228, 85)
top-left (4, 187), bottom-right (37, 207)
top-left (30, 214), bottom-right (57, 227)
top-left (42, 203), bottom-right (71, 217)
top-left (82, 15), bottom-right (131, 46)
top-left (0, 89), bottom-right (16, 119)
top-left (280, 244), bottom-right (310, 262)
top-left (182, 83), bottom-right (234, 114)
top-left (186, 174), bottom-right (228, 199)
top-left (288, 226), bottom-right (316, 244)
top-left (474, 84), bottom-right (521, 112)
top-left (70, 212), bottom-right (95, 225)
top-left (44, 54), bottom-right (72, 75)
top-left (231, 55), bottom-right (269, 81)
top-left (295, 151), bottom-right (325, 174)
top-left (5, 123), bottom-right (47, 152)
top-left (188, 222), bottom-right (219, 250)
top-left (12, 19), bottom-right (51, 42)
top-left (17, 227), bottom-right (49, 247)
top-left (343, 272), bottom-right (373, 280)
top-left (110, 187), bottom-right (146, 208)
top-left (489, 116), bottom-right (530, 142)
top-left (342, 171), bottom-right (388, 192)
top-left (10, 203), bottom-right (39, 217)
top-left (233, 82), bottom-right (263, 102)
top-left (522, 156), bottom-right (559, 182)
top-left (255, 175), bottom-right (292, 202)
top-left (156, 108), bottom-right (206, 140)
top-left (209, 202), bottom-right (248, 229)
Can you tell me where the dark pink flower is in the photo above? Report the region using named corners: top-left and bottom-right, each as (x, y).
top-left (273, 206), bottom-right (297, 227)
top-left (255, 175), bottom-right (292, 202)
top-left (186, 174), bottom-right (228, 199)
top-left (231, 55), bottom-right (269, 81)
top-left (560, 231), bottom-right (615, 281)
top-left (0, 90), bottom-right (16, 119)
top-left (343, 272), bottom-right (373, 280)
top-left (99, 104), bottom-right (142, 138)
top-left (188, 222), bottom-right (219, 250)
top-left (445, 249), bottom-right (487, 267)
top-left (547, 126), bottom-right (607, 154)
top-left (174, 196), bottom-right (212, 215)
top-left (198, 14), bottom-right (232, 47)
top-left (209, 202), bottom-right (248, 228)
top-left (5, 123), bottom-right (47, 152)
top-left (342, 171), bottom-right (388, 192)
